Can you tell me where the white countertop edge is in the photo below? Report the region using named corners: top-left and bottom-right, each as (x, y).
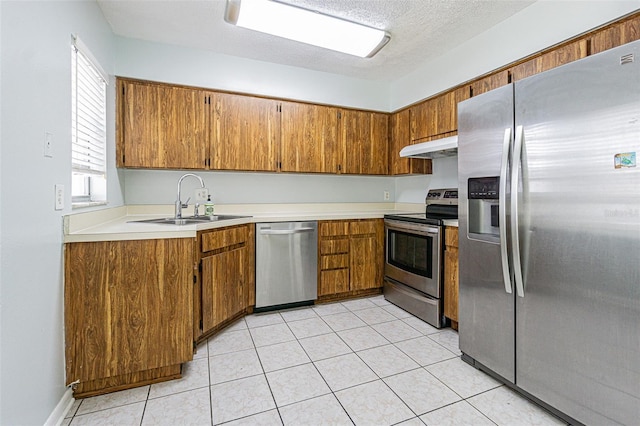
top-left (443, 219), bottom-right (459, 227)
top-left (64, 203), bottom-right (427, 243)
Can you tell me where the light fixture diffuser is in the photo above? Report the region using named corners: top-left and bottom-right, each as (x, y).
top-left (225, 0), bottom-right (390, 58)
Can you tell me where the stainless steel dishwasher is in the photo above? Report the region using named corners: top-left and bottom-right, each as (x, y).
top-left (255, 221), bottom-right (318, 310)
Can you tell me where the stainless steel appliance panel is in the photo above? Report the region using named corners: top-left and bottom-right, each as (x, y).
top-left (458, 84), bottom-right (516, 382)
top-left (255, 222), bottom-right (318, 308)
top-left (384, 219), bottom-right (442, 297)
top-left (384, 278), bottom-right (441, 326)
top-left (513, 42), bottom-right (640, 425)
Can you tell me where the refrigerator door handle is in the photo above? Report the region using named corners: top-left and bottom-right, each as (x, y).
top-left (499, 127), bottom-right (513, 294)
top-left (511, 125), bottom-right (525, 298)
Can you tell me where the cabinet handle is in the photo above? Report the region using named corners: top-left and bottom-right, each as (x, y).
top-left (259, 228), bottom-right (315, 235)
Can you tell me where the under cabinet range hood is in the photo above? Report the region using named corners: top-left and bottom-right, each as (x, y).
top-left (399, 135), bottom-right (458, 159)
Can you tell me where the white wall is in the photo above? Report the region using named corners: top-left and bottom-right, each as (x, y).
top-left (0, 1), bottom-right (118, 424)
top-left (124, 169), bottom-right (396, 204)
top-left (390, 1), bottom-right (640, 110)
top-left (395, 157), bottom-right (459, 203)
top-left (115, 37), bottom-right (390, 111)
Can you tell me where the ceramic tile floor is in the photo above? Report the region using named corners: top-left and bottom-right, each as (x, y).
top-left (64, 295), bottom-right (566, 426)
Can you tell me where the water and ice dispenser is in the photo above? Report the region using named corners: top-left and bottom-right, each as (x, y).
top-left (467, 177), bottom-right (500, 241)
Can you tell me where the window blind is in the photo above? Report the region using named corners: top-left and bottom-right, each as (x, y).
top-left (72, 41), bottom-right (106, 175)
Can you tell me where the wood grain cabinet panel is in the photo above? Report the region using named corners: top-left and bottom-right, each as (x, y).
top-left (510, 39), bottom-right (588, 82)
top-left (211, 93), bottom-right (279, 171)
top-left (318, 219), bottom-right (384, 299)
top-left (589, 15), bottom-right (640, 55)
top-left (280, 101), bottom-right (340, 173)
top-left (410, 87), bottom-right (470, 143)
top-left (443, 226), bottom-right (459, 329)
top-left (119, 80), bottom-right (208, 169)
top-left (389, 109), bottom-right (432, 175)
top-left (341, 110), bottom-right (389, 175)
top-left (470, 71), bottom-right (510, 97)
top-left (64, 238), bottom-right (194, 395)
top-left (197, 224), bottom-right (255, 339)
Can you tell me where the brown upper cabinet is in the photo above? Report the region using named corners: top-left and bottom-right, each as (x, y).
top-left (510, 39), bottom-right (589, 82)
top-left (118, 80), bottom-right (208, 169)
top-left (210, 93), bottom-right (280, 172)
top-left (389, 109), bottom-right (431, 175)
top-left (280, 101), bottom-right (340, 173)
top-left (341, 110), bottom-right (389, 175)
top-left (589, 14), bottom-right (640, 55)
top-left (409, 86), bottom-right (470, 143)
top-left (470, 70), bottom-right (510, 97)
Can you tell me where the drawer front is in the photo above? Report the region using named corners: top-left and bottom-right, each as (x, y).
top-left (320, 253), bottom-right (349, 270)
top-left (201, 226), bottom-right (248, 253)
top-left (319, 221), bottom-right (349, 237)
top-left (320, 269), bottom-right (350, 296)
top-left (349, 220), bottom-right (378, 236)
top-left (320, 238), bottom-right (349, 255)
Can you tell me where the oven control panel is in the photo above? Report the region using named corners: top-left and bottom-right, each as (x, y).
top-left (426, 188), bottom-right (458, 205)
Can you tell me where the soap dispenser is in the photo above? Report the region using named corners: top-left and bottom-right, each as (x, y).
top-left (204, 195), bottom-right (214, 217)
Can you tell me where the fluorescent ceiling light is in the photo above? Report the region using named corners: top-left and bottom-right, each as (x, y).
top-left (225, 0), bottom-right (390, 58)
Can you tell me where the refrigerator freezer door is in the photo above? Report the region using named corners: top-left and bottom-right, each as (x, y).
top-left (514, 41), bottom-right (640, 424)
top-left (458, 84), bottom-right (516, 383)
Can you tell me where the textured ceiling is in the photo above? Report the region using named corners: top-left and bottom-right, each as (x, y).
top-left (97, 0), bottom-right (536, 81)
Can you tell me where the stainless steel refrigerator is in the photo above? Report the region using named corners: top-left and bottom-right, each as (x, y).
top-left (457, 40), bottom-right (640, 425)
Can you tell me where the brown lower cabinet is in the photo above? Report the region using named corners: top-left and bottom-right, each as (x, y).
top-left (443, 226), bottom-right (459, 330)
top-left (318, 219), bottom-right (384, 301)
top-left (196, 224), bottom-right (255, 341)
top-left (64, 238), bottom-right (195, 398)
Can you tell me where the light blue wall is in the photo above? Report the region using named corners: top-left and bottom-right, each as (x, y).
top-left (0, 1), bottom-right (118, 424)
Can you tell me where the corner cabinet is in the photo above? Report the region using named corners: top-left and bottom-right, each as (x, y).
top-left (64, 238), bottom-right (195, 398)
top-left (340, 110), bottom-right (389, 175)
top-left (318, 219), bottom-right (384, 301)
top-left (196, 224), bottom-right (255, 341)
top-left (389, 109), bottom-right (431, 175)
top-left (443, 226), bottom-right (459, 330)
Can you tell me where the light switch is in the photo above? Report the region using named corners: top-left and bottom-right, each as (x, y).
top-left (44, 132), bottom-right (53, 158)
top-left (55, 184), bottom-right (64, 210)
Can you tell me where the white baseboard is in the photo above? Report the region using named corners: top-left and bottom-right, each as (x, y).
top-left (44, 388), bottom-right (74, 426)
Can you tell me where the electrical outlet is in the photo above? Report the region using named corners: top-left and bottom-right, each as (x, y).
top-left (44, 132), bottom-right (53, 158)
top-left (384, 191), bottom-right (390, 201)
top-left (55, 184), bottom-right (64, 210)
top-left (195, 188), bottom-right (209, 201)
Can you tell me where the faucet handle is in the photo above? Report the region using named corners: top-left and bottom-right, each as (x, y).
top-left (181, 197), bottom-right (191, 208)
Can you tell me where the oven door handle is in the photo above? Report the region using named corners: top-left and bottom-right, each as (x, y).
top-left (384, 220), bottom-right (440, 237)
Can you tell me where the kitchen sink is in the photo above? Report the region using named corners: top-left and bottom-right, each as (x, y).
top-left (129, 215), bottom-right (250, 225)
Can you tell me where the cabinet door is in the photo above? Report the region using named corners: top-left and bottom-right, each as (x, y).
top-left (443, 227), bottom-right (459, 323)
top-left (211, 93), bottom-right (279, 171)
top-left (471, 71), bottom-right (510, 97)
top-left (201, 246), bottom-right (246, 332)
top-left (349, 220), bottom-right (384, 291)
top-left (589, 15), bottom-right (640, 55)
top-left (65, 238), bottom-right (194, 384)
top-left (511, 39), bottom-right (588, 81)
top-left (280, 101), bottom-right (339, 173)
top-left (389, 109), bottom-right (431, 175)
top-left (342, 110), bottom-right (389, 175)
top-left (120, 80), bottom-right (208, 169)
top-left (436, 87), bottom-right (470, 136)
top-left (410, 97), bottom-right (438, 142)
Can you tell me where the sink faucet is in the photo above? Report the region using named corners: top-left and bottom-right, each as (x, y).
top-left (175, 173), bottom-right (206, 219)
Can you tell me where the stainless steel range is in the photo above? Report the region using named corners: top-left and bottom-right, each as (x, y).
top-left (383, 188), bottom-right (458, 328)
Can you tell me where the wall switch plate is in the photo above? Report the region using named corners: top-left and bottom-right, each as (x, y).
top-left (44, 132), bottom-right (53, 158)
top-left (55, 184), bottom-right (64, 210)
top-left (383, 191), bottom-right (390, 201)
top-left (195, 188), bottom-right (209, 201)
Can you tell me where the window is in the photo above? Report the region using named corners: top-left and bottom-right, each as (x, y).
top-left (71, 36), bottom-right (107, 206)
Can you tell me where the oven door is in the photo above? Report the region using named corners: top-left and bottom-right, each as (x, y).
top-left (384, 219), bottom-right (442, 298)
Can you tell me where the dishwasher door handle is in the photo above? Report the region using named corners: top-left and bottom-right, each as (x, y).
top-left (259, 227), bottom-right (315, 235)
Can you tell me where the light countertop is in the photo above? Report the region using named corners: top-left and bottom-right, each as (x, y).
top-left (64, 203), bottom-right (425, 243)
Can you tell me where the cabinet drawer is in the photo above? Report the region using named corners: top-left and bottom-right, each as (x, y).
top-left (320, 221), bottom-right (349, 237)
top-left (445, 227), bottom-right (459, 248)
top-left (320, 254), bottom-right (349, 270)
top-left (350, 220), bottom-right (378, 236)
top-left (201, 226), bottom-right (248, 253)
top-left (320, 269), bottom-right (350, 295)
top-left (320, 238), bottom-right (349, 255)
